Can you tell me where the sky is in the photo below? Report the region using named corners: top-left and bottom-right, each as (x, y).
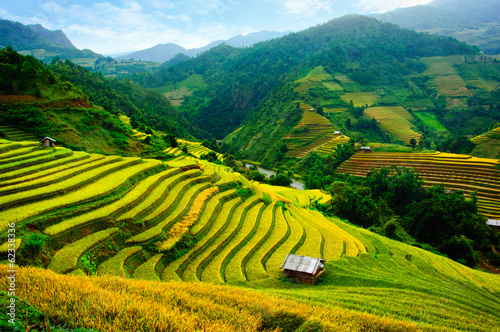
top-left (0, 0), bottom-right (433, 55)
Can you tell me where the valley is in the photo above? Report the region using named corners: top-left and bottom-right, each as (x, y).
top-left (0, 4), bottom-right (500, 331)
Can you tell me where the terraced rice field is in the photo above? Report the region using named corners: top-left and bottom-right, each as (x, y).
top-left (340, 92), bottom-right (380, 107)
top-left (0, 138), bottom-right (353, 285)
top-left (337, 151), bottom-right (500, 219)
top-left (317, 135), bottom-right (351, 155)
top-left (0, 139), bottom-right (499, 332)
top-left (417, 56), bottom-right (472, 97)
top-left (283, 108), bottom-right (337, 158)
top-left (0, 125), bottom-right (38, 142)
top-left (364, 106), bottom-right (421, 143)
top-left (471, 126), bottom-right (500, 144)
top-left (293, 66), bottom-right (334, 94)
top-left (164, 139), bottom-right (223, 160)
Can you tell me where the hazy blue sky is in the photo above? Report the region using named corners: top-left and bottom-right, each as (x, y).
top-left (1, 0), bottom-right (433, 54)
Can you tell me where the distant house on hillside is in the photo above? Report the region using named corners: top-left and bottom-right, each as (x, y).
top-left (309, 108), bottom-right (315, 111)
top-left (334, 131), bottom-right (342, 135)
top-left (40, 137), bottom-right (56, 148)
top-left (280, 254), bottom-right (326, 285)
top-left (360, 146), bottom-right (372, 153)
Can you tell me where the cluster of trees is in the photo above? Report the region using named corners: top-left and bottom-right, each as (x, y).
top-left (314, 165), bottom-right (499, 268)
top-left (244, 166), bottom-right (293, 187)
top-left (0, 45), bottom-right (56, 95)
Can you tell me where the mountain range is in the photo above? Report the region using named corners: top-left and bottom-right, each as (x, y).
top-left (372, 0), bottom-right (500, 55)
top-left (115, 30), bottom-right (290, 63)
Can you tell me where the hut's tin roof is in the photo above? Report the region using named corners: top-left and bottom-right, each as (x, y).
top-left (280, 254), bottom-right (325, 274)
top-left (40, 137), bottom-right (56, 142)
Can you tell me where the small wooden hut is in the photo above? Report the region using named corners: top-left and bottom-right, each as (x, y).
top-left (360, 146), bottom-right (372, 153)
top-left (334, 131), bottom-right (342, 136)
top-left (40, 137), bottom-right (56, 148)
top-left (280, 254), bottom-right (326, 285)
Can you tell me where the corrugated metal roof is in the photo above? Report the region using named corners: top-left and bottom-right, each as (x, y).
top-left (280, 254), bottom-right (325, 274)
top-left (487, 219), bottom-right (500, 227)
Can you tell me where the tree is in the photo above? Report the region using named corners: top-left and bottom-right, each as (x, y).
top-left (334, 188), bottom-right (381, 228)
top-left (410, 137), bottom-right (417, 150)
top-left (164, 134), bottom-right (178, 148)
top-left (438, 236), bottom-right (478, 268)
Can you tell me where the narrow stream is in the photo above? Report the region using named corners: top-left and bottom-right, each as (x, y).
top-left (245, 164), bottom-right (305, 190)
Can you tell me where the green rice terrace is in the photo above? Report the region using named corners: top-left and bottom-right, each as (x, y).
top-left (337, 151), bottom-right (500, 219)
top-left (283, 107), bottom-right (339, 158)
top-left (164, 139), bottom-right (224, 161)
top-left (0, 139), bottom-right (499, 331)
top-left (363, 106), bottom-right (422, 144)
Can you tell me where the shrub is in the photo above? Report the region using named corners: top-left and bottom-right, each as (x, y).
top-left (24, 233), bottom-right (46, 257)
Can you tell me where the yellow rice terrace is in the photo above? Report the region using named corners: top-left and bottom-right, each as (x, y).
top-left (0, 139), bottom-right (499, 331)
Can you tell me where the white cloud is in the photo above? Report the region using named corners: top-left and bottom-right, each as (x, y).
top-left (278, 0), bottom-right (332, 16)
top-left (354, 0), bottom-right (433, 13)
top-left (147, 1), bottom-right (176, 10)
top-left (29, 1), bottom-right (201, 53)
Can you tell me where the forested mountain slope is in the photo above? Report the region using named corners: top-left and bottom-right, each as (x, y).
top-left (48, 59), bottom-right (199, 138)
top-left (373, 0), bottom-right (500, 55)
top-left (133, 15), bottom-right (476, 140)
top-left (0, 19), bottom-right (98, 65)
top-left (0, 48), bottom-right (196, 155)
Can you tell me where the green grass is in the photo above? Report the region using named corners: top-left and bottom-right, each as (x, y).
top-left (96, 246), bottom-right (142, 278)
top-left (420, 56), bottom-right (463, 75)
top-left (48, 228), bottom-right (119, 274)
top-left (133, 254), bottom-right (163, 281)
top-left (412, 111), bottom-right (448, 133)
top-left (157, 74), bottom-right (208, 105)
top-left (431, 75), bottom-right (468, 96)
top-left (294, 66), bottom-right (334, 94)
